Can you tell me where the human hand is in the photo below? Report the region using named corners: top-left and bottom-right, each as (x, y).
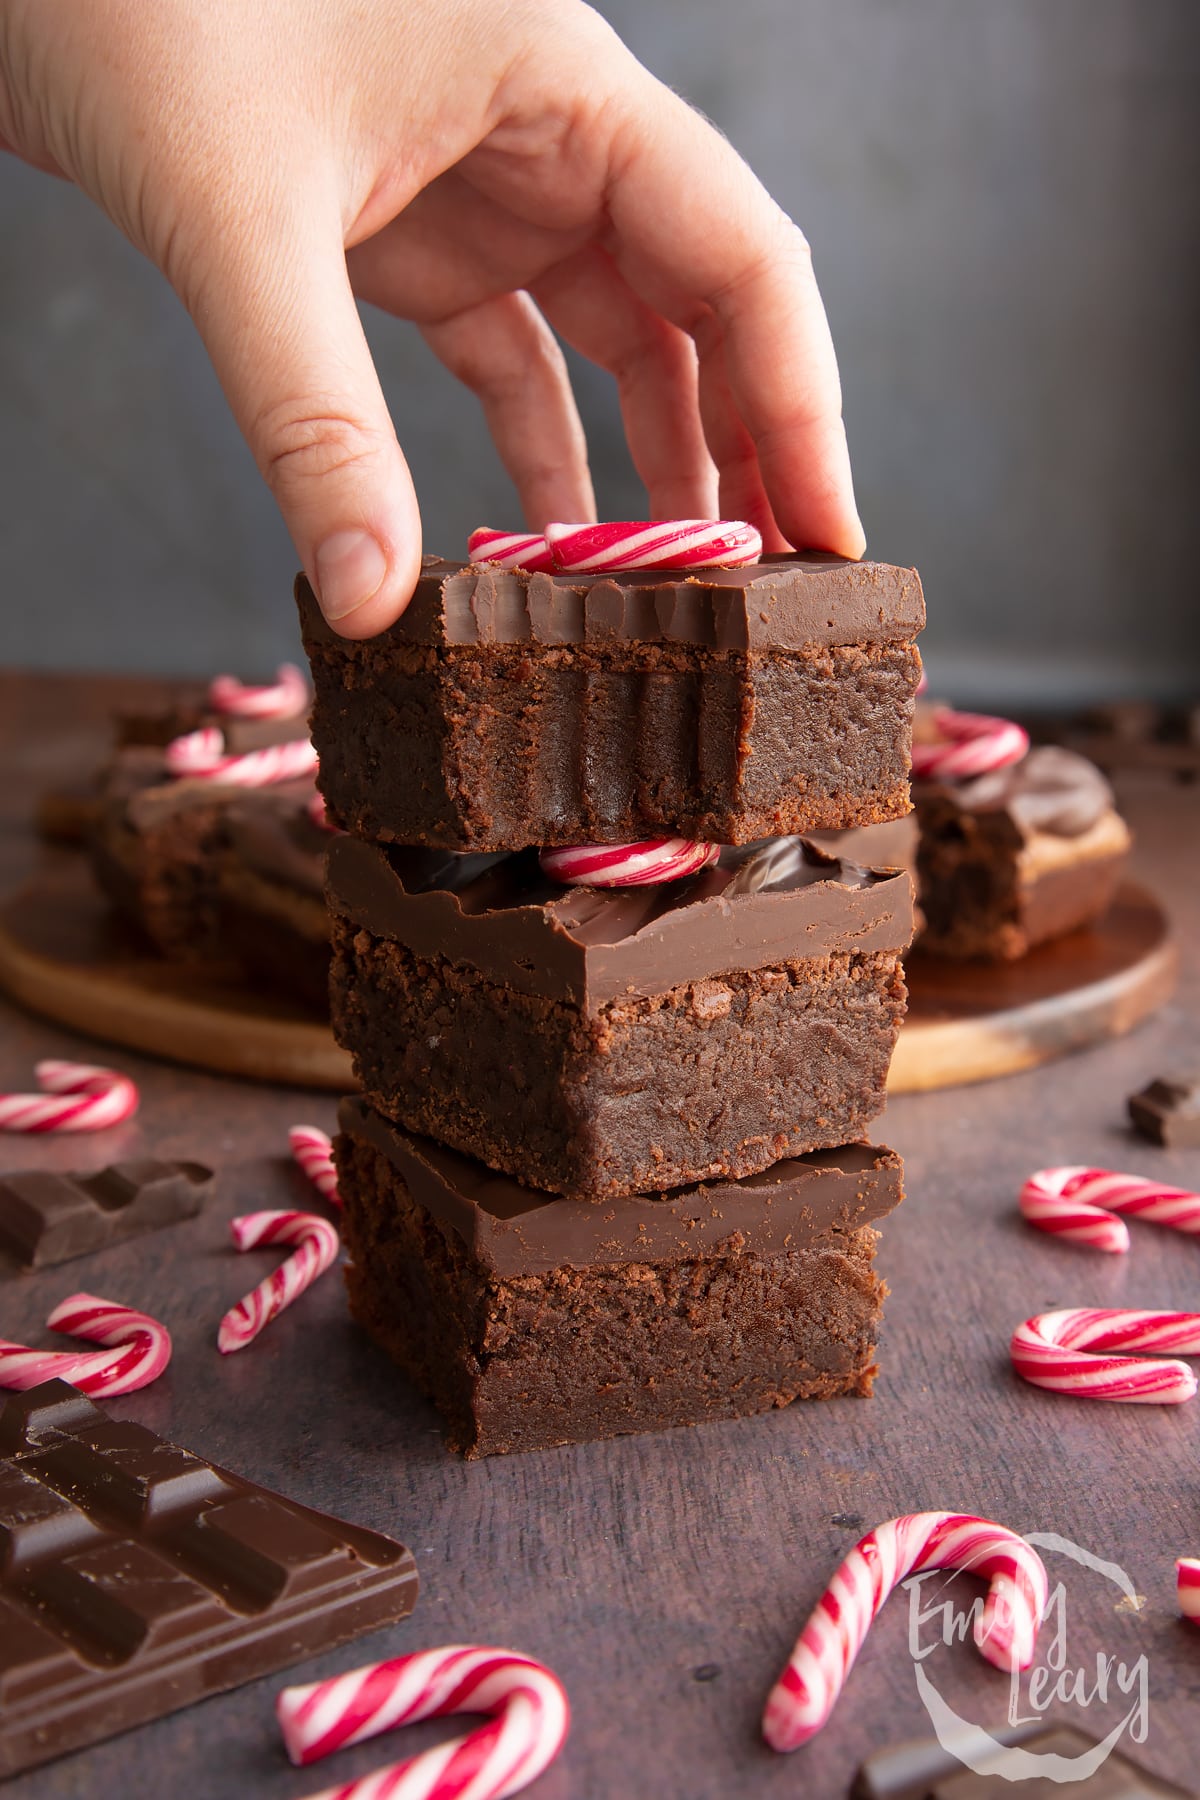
top-left (0, 0), bottom-right (865, 634)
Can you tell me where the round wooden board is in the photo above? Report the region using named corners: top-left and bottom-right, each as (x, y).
top-left (0, 855), bottom-right (1177, 1094)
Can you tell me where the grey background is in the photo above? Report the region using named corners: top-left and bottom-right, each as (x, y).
top-left (1, 0), bottom-right (1197, 703)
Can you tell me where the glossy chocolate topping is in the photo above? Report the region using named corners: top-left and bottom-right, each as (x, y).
top-left (924, 745), bottom-right (1115, 837)
top-left (296, 551), bottom-right (925, 652)
top-left (103, 746), bottom-right (316, 832)
top-left (340, 1097), bottom-right (903, 1270)
top-left (327, 835), bottom-right (915, 1009)
top-left (0, 1159), bottom-right (212, 1270)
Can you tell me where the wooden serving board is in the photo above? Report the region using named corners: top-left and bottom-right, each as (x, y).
top-left (0, 854), bottom-right (1177, 1094)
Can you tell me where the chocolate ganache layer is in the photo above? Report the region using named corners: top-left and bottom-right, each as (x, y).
top-left (326, 835), bottom-right (915, 1011)
top-left (339, 1098), bottom-right (903, 1275)
top-left (297, 551), bottom-right (925, 652)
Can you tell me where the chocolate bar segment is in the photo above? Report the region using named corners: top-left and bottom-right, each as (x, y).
top-left (0, 1381), bottom-right (418, 1778)
top-left (1128, 1075), bottom-right (1200, 1148)
top-left (0, 1161), bottom-right (213, 1271)
top-left (854, 1722), bottom-right (1192, 1798)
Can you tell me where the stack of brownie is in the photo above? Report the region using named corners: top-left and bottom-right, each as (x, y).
top-left (298, 549), bottom-right (925, 1457)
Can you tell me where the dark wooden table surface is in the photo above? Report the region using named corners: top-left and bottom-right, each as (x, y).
top-left (1, 672), bottom-right (1197, 1799)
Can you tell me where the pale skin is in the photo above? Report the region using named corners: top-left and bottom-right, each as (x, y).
top-left (0, 0), bottom-right (865, 634)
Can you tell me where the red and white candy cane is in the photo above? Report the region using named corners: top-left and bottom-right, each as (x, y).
top-left (0, 1060), bottom-right (139, 1133)
top-left (910, 707), bottom-right (1030, 782)
top-left (306, 790), bottom-right (341, 831)
top-left (546, 518), bottom-right (761, 572)
top-left (289, 1126), bottom-right (341, 1208)
top-left (1178, 1559), bottom-right (1200, 1624)
top-left (0, 1293), bottom-right (171, 1396)
top-left (540, 838), bottom-right (719, 887)
top-left (1020, 1165), bottom-right (1200, 1255)
top-left (164, 728), bottom-right (318, 787)
top-left (467, 527), bottom-right (556, 571)
top-left (276, 1645), bottom-right (570, 1800)
top-left (1011, 1308), bottom-right (1200, 1403)
top-left (762, 1512), bottom-right (1047, 1752)
top-left (217, 1210), bottom-right (339, 1354)
top-left (208, 663), bottom-right (308, 720)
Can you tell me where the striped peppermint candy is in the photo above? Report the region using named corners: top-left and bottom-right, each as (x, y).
top-left (467, 528), bottom-right (556, 571)
top-left (1011, 1308), bottom-right (1200, 1403)
top-left (910, 707), bottom-right (1030, 782)
top-left (0, 1293), bottom-right (171, 1396)
top-left (208, 663), bottom-right (308, 720)
top-left (306, 790), bottom-right (341, 831)
top-left (277, 1644), bottom-right (570, 1800)
top-left (217, 1210), bottom-right (339, 1354)
top-left (164, 727), bottom-right (318, 787)
top-left (546, 519), bottom-right (761, 572)
top-left (540, 839), bottom-right (720, 887)
top-left (0, 1060), bottom-right (139, 1133)
top-left (762, 1512), bottom-right (1048, 1753)
top-left (1178, 1558), bottom-right (1200, 1624)
top-left (289, 1126), bottom-right (341, 1208)
top-left (1019, 1166), bottom-right (1200, 1255)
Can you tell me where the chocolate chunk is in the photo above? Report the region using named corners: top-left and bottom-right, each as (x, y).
top-left (0, 1160), bottom-right (214, 1271)
top-left (853, 1723), bottom-right (1191, 1799)
top-left (0, 1380), bottom-right (418, 1778)
top-left (1128, 1075), bottom-right (1200, 1147)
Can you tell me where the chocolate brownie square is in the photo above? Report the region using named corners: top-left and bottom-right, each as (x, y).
top-left (328, 835), bottom-right (913, 1199)
top-left (337, 1097), bottom-right (904, 1457)
top-left (297, 553), bottom-right (924, 850)
top-left (217, 796), bottom-right (333, 1012)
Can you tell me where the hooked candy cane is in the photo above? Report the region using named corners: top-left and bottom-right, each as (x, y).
top-left (539, 838), bottom-right (719, 887)
top-left (277, 1644), bottom-right (569, 1800)
top-left (762, 1512), bottom-right (1047, 1752)
top-left (0, 1060), bottom-right (139, 1133)
top-left (910, 707), bottom-right (1029, 782)
top-left (0, 1293), bottom-right (171, 1396)
top-left (1178, 1559), bottom-right (1200, 1624)
top-left (1019, 1166), bottom-right (1200, 1255)
top-left (208, 663), bottom-right (308, 720)
top-left (217, 1210), bottom-right (339, 1353)
top-left (164, 728), bottom-right (318, 787)
top-left (467, 528), bottom-right (556, 571)
top-left (1010, 1308), bottom-right (1200, 1403)
top-left (289, 1126), bottom-right (341, 1208)
top-left (546, 518), bottom-right (761, 572)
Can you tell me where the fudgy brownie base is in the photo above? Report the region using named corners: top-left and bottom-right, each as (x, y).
top-left (218, 876), bottom-right (331, 1013)
top-left (90, 777), bottom-right (233, 961)
top-left (332, 920), bottom-right (907, 1198)
top-left (336, 1103), bottom-right (901, 1457)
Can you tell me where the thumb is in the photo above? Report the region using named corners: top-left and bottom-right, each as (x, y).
top-left (185, 201), bottom-right (422, 636)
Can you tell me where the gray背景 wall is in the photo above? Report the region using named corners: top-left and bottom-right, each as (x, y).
top-left (0, 0), bottom-right (1196, 703)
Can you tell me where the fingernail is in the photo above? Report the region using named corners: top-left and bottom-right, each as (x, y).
top-left (314, 529), bottom-right (388, 622)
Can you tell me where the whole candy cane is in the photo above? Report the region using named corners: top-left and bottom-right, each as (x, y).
top-left (1010, 1308), bottom-right (1200, 1403)
top-left (164, 728), bottom-right (318, 787)
top-left (217, 1210), bottom-right (339, 1353)
top-left (277, 1644), bottom-right (570, 1800)
top-left (208, 663), bottom-right (308, 720)
top-left (546, 518), bottom-right (761, 572)
top-left (1178, 1559), bottom-right (1200, 1624)
top-left (466, 527), bottom-right (556, 571)
top-left (289, 1126), bottom-right (341, 1208)
top-left (910, 707), bottom-right (1030, 782)
top-left (539, 839), bottom-right (720, 887)
top-left (0, 1293), bottom-right (171, 1396)
top-left (762, 1512), bottom-right (1048, 1753)
top-left (1020, 1165), bottom-right (1200, 1255)
top-left (0, 1060), bottom-right (139, 1133)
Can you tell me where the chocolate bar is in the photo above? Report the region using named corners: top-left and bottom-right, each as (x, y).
top-left (0, 1160), bottom-right (213, 1271)
top-left (853, 1722), bottom-right (1191, 1799)
top-left (0, 1381), bottom-right (418, 1777)
top-left (1128, 1075), bottom-right (1200, 1148)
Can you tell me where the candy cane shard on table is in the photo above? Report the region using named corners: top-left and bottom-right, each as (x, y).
top-left (909, 706), bottom-right (1030, 781)
top-left (0, 1061), bottom-right (140, 1134)
top-left (208, 663), bottom-right (309, 720)
top-left (539, 839), bottom-right (720, 887)
top-left (762, 1512), bottom-right (1048, 1752)
top-left (545, 518), bottom-right (762, 571)
top-left (289, 1126), bottom-right (341, 1207)
top-left (277, 1645), bottom-right (570, 1800)
top-left (1178, 1558), bottom-right (1200, 1624)
top-left (1019, 1166), bottom-right (1200, 1255)
top-left (1010, 1308), bottom-right (1200, 1402)
top-left (163, 727), bottom-right (319, 786)
top-left (0, 1293), bottom-right (171, 1396)
top-left (217, 1210), bottom-right (340, 1353)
